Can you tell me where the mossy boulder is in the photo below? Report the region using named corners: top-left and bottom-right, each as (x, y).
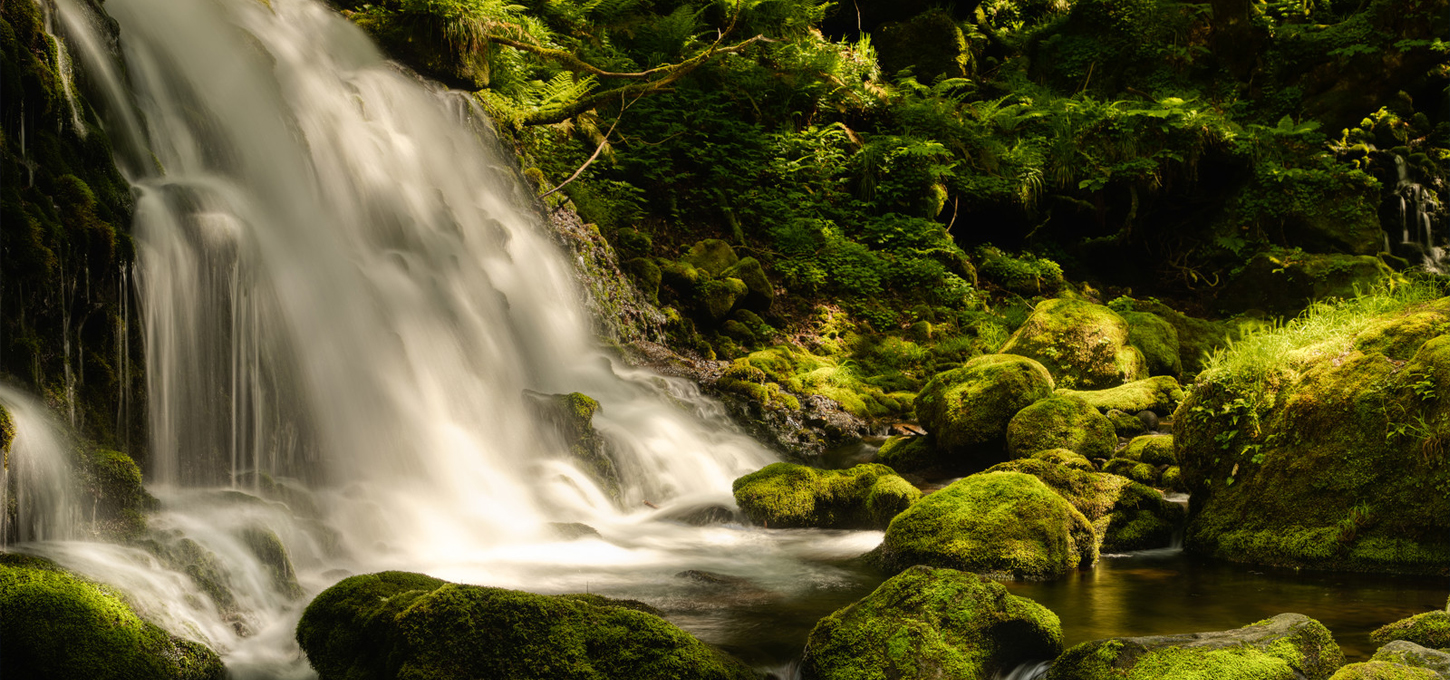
top-left (1028, 448), bottom-right (1096, 472)
top-left (720, 257), bottom-right (773, 312)
top-left (879, 471), bottom-right (1097, 580)
top-left (524, 390), bottom-right (622, 503)
top-left (1057, 376), bottom-right (1185, 416)
top-left (1106, 409), bottom-right (1148, 437)
top-left (732, 463), bottom-right (920, 530)
top-left (875, 434), bottom-right (940, 474)
top-left (986, 459), bottom-right (1184, 553)
top-left (1122, 310), bottom-right (1183, 379)
top-left (976, 246), bottom-right (1064, 296)
top-left (1005, 396), bottom-right (1117, 460)
top-left (1103, 458), bottom-right (1161, 487)
top-left (914, 354), bottom-right (1055, 469)
top-left (1367, 640), bottom-right (1450, 677)
top-left (0, 554), bottom-right (225, 680)
top-left (1111, 298), bottom-right (1237, 376)
top-left (1177, 300), bottom-right (1450, 575)
top-left (800, 566), bottom-right (1063, 680)
top-left (1122, 435), bottom-right (1176, 466)
top-left (1000, 298), bottom-right (1149, 389)
top-left (875, 9), bottom-right (972, 83)
top-left (296, 571), bottom-right (757, 680)
top-left (1371, 611), bottom-right (1450, 649)
top-left (1161, 466), bottom-right (1185, 492)
top-left (238, 526), bottom-right (303, 599)
top-left (76, 447), bottom-right (159, 539)
top-left (698, 277), bottom-right (749, 323)
top-left (1044, 613), bottom-right (1345, 680)
top-left (1328, 661), bottom-right (1439, 679)
top-left (681, 239), bottom-right (740, 276)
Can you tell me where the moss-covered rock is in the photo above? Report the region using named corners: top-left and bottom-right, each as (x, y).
top-left (0, 403), bottom-right (13, 462)
top-left (986, 459), bottom-right (1184, 553)
top-left (875, 9), bottom-right (972, 83)
top-left (0, 554), bottom-right (225, 680)
top-left (879, 471), bottom-right (1097, 580)
top-left (1328, 661), bottom-right (1439, 680)
top-left (800, 566), bottom-right (1063, 680)
top-left (1106, 408), bottom-right (1148, 437)
top-left (720, 257), bottom-right (773, 312)
top-left (1123, 310), bottom-right (1183, 379)
top-left (1367, 640), bottom-right (1450, 677)
top-left (698, 277), bottom-right (748, 323)
top-left (1028, 448), bottom-right (1096, 472)
top-left (681, 239), bottom-right (740, 276)
top-left (1103, 458), bottom-right (1162, 487)
top-left (1218, 251), bottom-right (1393, 317)
top-left (1177, 300), bottom-right (1450, 575)
top-left (1122, 435), bottom-right (1176, 466)
top-left (524, 390), bottom-right (622, 503)
top-left (238, 526), bottom-right (302, 599)
top-left (1000, 298), bottom-right (1148, 389)
top-left (976, 246), bottom-right (1064, 297)
top-left (1161, 465), bottom-right (1185, 492)
top-left (1044, 613), bottom-right (1345, 680)
top-left (875, 434), bottom-right (940, 474)
top-left (296, 571), bottom-right (757, 680)
top-left (73, 447), bottom-right (159, 540)
top-left (1005, 396), bottom-right (1117, 460)
top-left (732, 345), bottom-right (914, 420)
top-left (732, 462), bottom-right (920, 529)
top-left (1371, 611), bottom-right (1450, 649)
top-left (1057, 376), bottom-right (1185, 416)
top-left (1111, 298), bottom-right (1237, 376)
top-left (914, 354), bottom-right (1055, 470)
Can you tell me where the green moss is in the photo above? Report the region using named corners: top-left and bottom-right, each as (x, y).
top-left (1162, 465), bottom-right (1185, 492)
top-left (525, 391), bottom-right (622, 502)
top-left (1028, 448), bottom-right (1097, 471)
top-left (1106, 408), bottom-right (1148, 437)
top-left (698, 277), bottom-right (748, 323)
top-left (1057, 376), bottom-right (1185, 416)
top-left (875, 435), bottom-right (940, 473)
top-left (734, 345), bottom-right (915, 420)
top-left (0, 554), bottom-right (225, 680)
top-left (76, 448), bottom-right (159, 540)
top-left (0, 403), bottom-right (13, 463)
top-left (915, 354), bottom-right (1055, 466)
top-left (1367, 641), bottom-right (1450, 677)
top-left (1006, 395), bottom-right (1117, 460)
top-left (681, 239), bottom-right (740, 276)
top-left (1123, 311), bottom-right (1183, 379)
top-left (239, 526), bottom-right (302, 599)
top-left (1103, 457), bottom-right (1161, 487)
top-left (1000, 298), bottom-right (1147, 389)
top-left (880, 471), bottom-right (1097, 580)
top-left (1122, 435), bottom-right (1176, 466)
top-left (623, 258), bottom-right (662, 303)
top-left (976, 246), bottom-right (1064, 296)
top-left (986, 458), bottom-right (1183, 553)
top-left (1114, 298), bottom-right (1236, 376)
top-left (1044, 613), bottom-right (1344, 680)
top-left (720, 257), bottom-right (773, 312)
top-left (800, 566), bottom-right (1063, 680)
top-left (297, 571), bottom-right (756, 680)
top-left (1371, 611), bottom-right (1450, 649)
top-left (732, 462), bottom-right (920, 529)
top-left (1219, 252), bottom-right (1394, 317)
top-left (716, 360), bottom-right (802, 411)
top-left (1328, 661), bottom-right (1438, 680)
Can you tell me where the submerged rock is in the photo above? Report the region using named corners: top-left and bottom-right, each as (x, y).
top-left (914, 354), bottom-right (1055, 470)
top-left (1057, 375), bottom-right (1185, 416)
top-left (800, 566), bottom-right (1063, 680)
top-left (1371, 610), bottom-right (1450, 649)
top-left (1044, 613), bottom-right (1345, 680)
top-left (296, 571), bottom-right (757, 680)
top-left (987, 459), bottom-right (1183, 553)
top-left (1005, 396), bottom-right (1117, 460)
top-left (999, 298), bottom-right (1148, 389)
top-left (879, 471), bottom-right (1097, 580)
top-left (732, 462), bottom-right (920, 530)
top-left (0, 554), bottom-right (225, 680)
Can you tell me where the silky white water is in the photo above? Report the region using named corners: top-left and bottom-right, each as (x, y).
top-left (12, 0), bottom-right (882, 674)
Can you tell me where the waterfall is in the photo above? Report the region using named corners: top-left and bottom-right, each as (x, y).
top-left (1390, 155), bottom-right (1448, 274)
top-left (0, 384), bottom-right (81, 547)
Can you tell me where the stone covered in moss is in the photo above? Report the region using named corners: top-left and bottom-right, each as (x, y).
top-left (1122, 435), bottom-right (1176, 466)
top-left (1106, 408), bottom-right (1148, 437)
top-left (716, 361), bottom-right (801, 411)
top-left (1044, 613), bottom-right (1345, 680)
top-left (1103, 458), bottom-right (1161, 487)
top-left (681, 239), bottom-right (740, 276)
top-left (987, 459), bottom-right (1183, 553)
top-left (734, 345), bottom-right (914, 420)
top-left (1058, 376), bottom-right (1185, 416)
top-left (1161, 466), bottom-right (1185, 492)
top-left (875, 434), bottom-right (940, 473)
top-left (1177, 300), bottom-right (1450, 575)
top-left (1112, 298), bottom-right (1236, 376)
top-left (0, 554), bottom-right (225, 680)
top-left (76, 447), bottom-right (159, 539)
top-left (1028, 448), bottom-right (1096, 472)
top-left (1122, 310), bottom-right (1183, 378)
top-left (1006, 396), bottom-right (1117, 460)
top-left (1328, 661), bottom-right (1438, 679)
top-left (999, 298), bottom-right (1148, 389)
top-left (733, 462), bottom-right (920, 530)
top-left (525, 390), bottom-right (622, 503)
top-left (800, 566), bottom-right (1062, 680)
top-left (880, 471), bottom-right (1097, 580)
top-left (297, 571), bottom-right (756, 680)
top-left (0, 403), bottom-right (13, 461)
top-left (1371, 611), bottom-right (1450, 649)
top-left (720, 257), bottom-right (773, 312)
top-left (1368, 640), bottom-right (1450, 676)
top-left (914, 354), bottom-right (1055, 468)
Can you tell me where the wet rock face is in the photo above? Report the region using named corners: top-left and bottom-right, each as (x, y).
top-left (1045, 613), bottom-right (1346, 680)
top-left (879, 471), bottom-right (1098, 580)
top-left (297, 571), bottom-right (758, 680)
top-left (801, 566), bottom-right (1063, 680)
top-left (524, 389), bottom-right (623, 504)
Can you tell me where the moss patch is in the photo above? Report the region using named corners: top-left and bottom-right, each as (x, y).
top-left (1006, 396), bottom-right (1117, 460)
top-left (914, 353), bottom-right (1055, 468)
top-left (987, 459), bottom-right (1183, 553)
top-left (1058, 376), bottom-right (1185, 416)
top-left (1123, 435), bottom-right (1176, 466)
top-left (1000, 298), bottom-right (1148, 389)
top-left (800, 566), bottom-right (1062, 680)
top-left (1371, 611), bottom-right (1450, 649)
top-left (732, 462), bottom-right (920, 529)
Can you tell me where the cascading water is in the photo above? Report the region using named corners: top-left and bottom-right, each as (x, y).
top-left (19, 0), bottom-right (883, 674)
top-left (1390, 154), bottom-right (1448, 274)
top-left (0, 384), bottom-right (81, 546)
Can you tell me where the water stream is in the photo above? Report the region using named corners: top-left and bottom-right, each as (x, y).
top-left (8, 0), bottom-right (1445, 677)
